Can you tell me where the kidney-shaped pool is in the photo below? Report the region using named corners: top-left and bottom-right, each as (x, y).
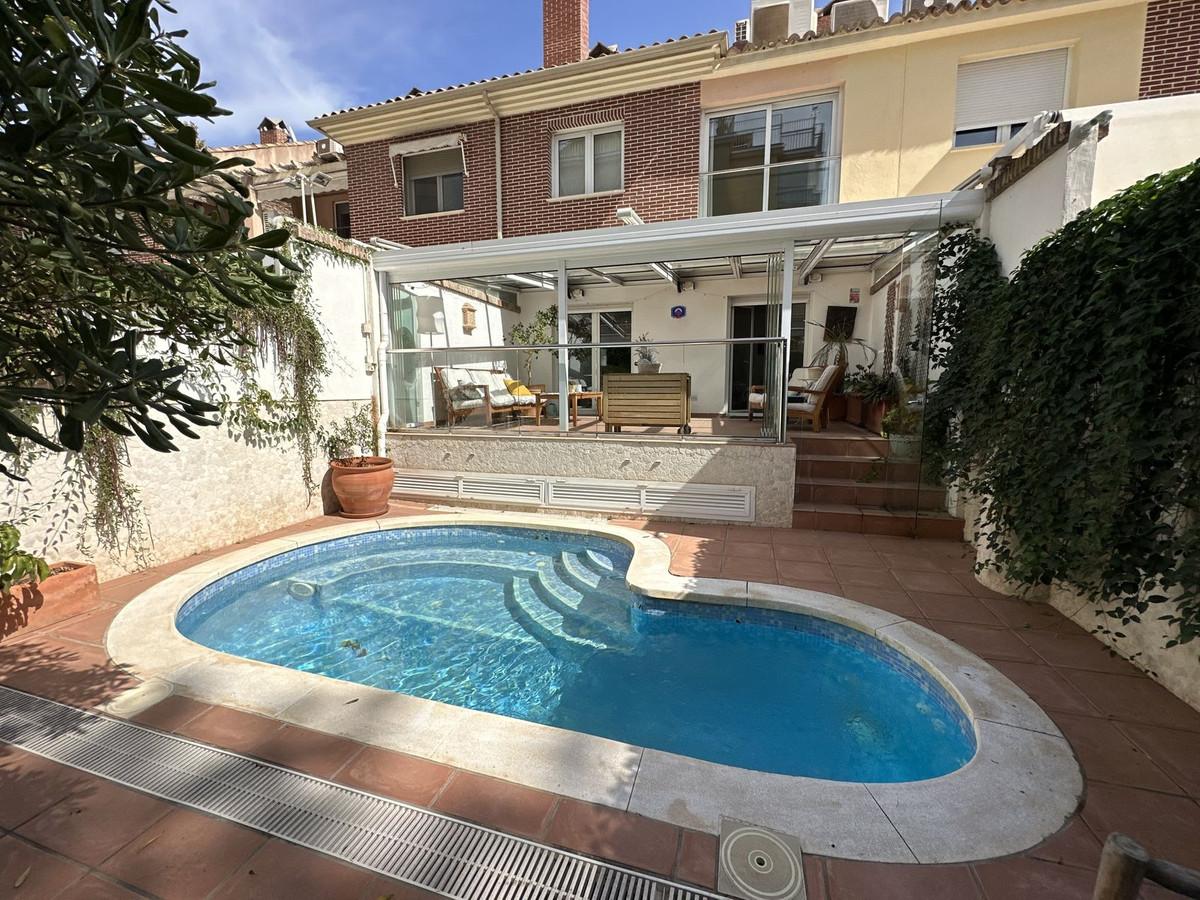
top-left (177, 525), bottom-right (976, 782)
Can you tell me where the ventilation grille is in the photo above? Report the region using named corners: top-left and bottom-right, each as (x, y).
top-left (0, 686), bottom-right (720, 900)
top-left (393, 469), bottom-right (755, 522)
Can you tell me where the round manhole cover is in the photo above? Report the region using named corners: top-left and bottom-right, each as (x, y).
top-left (719, 824), bottom-right (806, 900)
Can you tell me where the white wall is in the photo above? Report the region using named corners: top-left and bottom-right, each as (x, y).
top-left (2, 243), bottom-right (378, 580)
top-left (978, 93), bottom-right (1200, 712)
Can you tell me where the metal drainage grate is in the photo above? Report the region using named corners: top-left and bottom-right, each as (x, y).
top-left (0, 686), bottom-right (722, 900)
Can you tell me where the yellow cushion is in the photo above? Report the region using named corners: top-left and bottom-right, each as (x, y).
top-left (505, 379), bottom-right (533, 398)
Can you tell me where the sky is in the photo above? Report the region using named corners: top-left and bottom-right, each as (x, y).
top-left (171, 0), bottom-right (903, 146)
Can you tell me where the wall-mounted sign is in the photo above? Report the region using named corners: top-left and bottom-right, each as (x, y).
top-left (671, 305), bottom-right (687, 319)
top-left (849, 288), bottom-right (861, 305)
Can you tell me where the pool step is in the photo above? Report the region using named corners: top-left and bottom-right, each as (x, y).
top-left (559, 551), bottom-right (602, 591)
top-left (536, 562), bottom-right (631, 634)
top-left (582, 549), bottom-right (617, 577)
top-left (505, 579), bottom-right (609, 653)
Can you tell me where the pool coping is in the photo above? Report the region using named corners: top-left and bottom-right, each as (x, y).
top-left (105, 511), bottom-right (1083, 865)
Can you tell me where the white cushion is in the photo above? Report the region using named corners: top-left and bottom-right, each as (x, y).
top-left (450, 397), bottom-right (485, 411)
top-left (786, 400), bottom-right (817, 413)
top-left (748, 392), bottom-right (766, 406)
top-left (789, 367), bottom-right (824, 388)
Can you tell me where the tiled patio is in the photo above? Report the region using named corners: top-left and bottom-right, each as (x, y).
top-left (2, 505), bottom-right (1198, 899)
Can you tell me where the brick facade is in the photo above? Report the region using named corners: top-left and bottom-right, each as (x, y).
top-left (543, 0), bottom-right (589, 68)
top-left (344, 82), bottom-right (701, 247)
top-left (1140, 0), bottom-right (1200, 98)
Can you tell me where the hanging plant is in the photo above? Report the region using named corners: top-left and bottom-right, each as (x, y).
top-left (926, 160), bottom-right (1200, 654)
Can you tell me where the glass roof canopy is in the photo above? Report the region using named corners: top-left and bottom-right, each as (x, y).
top-left (370, 192), bottom-right (984, 287)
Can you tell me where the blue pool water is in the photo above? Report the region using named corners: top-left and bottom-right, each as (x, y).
top-left (178, 526), bottom-right (976, 782)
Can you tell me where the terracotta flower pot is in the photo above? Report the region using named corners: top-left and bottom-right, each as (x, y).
top-left (2, 562), bottom-right (100, 642)
top-left (328, 456), bottom-right (394, 518)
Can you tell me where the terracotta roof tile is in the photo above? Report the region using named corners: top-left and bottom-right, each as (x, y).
top-left (311, 31), bottom-right (723, 122)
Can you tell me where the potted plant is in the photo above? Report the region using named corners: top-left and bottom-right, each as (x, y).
top-left (322, 404), bottom-right (393, 519)
top-left (881, 403), bottom-right (923, 460)
top-left (507, 307), bottom-right (558, 386)
top-left (857, 369), bottom-right (902, 434)
top-left (634, 333), bottom-right (660, 374)
top-left (1, 523), bottom-right (99, 641)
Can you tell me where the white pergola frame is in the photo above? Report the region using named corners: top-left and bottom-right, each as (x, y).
top-left (372, 191), bottom-right (985, 437)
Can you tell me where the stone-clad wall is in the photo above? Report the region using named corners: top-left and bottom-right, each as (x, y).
top-left (386, 433), bottom-right (797, 528)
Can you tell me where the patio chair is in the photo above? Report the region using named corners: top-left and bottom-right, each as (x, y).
top-left (748, 364), bottom-right (843, 432)
top-left (432, 366), bottom-right (546, 426)
top-left (747, 367), bottom-right (823, 421)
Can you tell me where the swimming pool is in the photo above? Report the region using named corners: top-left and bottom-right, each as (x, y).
top-left (177, 525), bottom-right (975, 782)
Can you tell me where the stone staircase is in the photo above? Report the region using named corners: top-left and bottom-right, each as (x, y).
top-left (791, 431), bottom-right (964, 539)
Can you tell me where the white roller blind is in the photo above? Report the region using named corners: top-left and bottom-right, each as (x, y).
top-left (955, 48), bottom-right (1068, 130)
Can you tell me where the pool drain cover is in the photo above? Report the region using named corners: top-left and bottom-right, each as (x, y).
top-left (718, 818), bottom-right (807, 900)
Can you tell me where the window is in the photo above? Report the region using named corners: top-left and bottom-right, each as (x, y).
top-left (954, 48), bottom-right (1067, 148)
top-left (404, 148), bottom-right (464, 216)
top-left (702, 97), bottom-right (838, 216)
top-left (333, 201), bottom-right (351, 238)
top-left (552, 126), bottom-right (623, 197)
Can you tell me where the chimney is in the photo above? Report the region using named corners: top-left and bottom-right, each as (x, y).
top-left (257, 117), bottom-right (292, 145)
top-left (543, 0), bottom-right (589, 68)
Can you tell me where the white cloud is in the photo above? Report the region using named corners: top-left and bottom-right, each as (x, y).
top-left (168, 0), bottom-right (351, 145)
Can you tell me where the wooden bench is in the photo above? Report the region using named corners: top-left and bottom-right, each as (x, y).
top-left (601, 373), bottom-right (693, 434)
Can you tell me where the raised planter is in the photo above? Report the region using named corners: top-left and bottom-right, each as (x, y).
top-left (863, 401), bottom-right (889, 435)
top-left (845, 393), bottom-right (864, 427)
top-left (329, 456), bottom-right (395, 518)
top-left (2, 562), bottom-right (100, 641)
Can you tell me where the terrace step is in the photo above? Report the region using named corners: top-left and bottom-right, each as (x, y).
top-left (792, 432), bottom-right (892, 458)
top-left (793, 502), bottom-right (964, 539)
top-left (793, 478), bottom-right (947, 511)
top-left (795, 454), bottom-right (921, 483)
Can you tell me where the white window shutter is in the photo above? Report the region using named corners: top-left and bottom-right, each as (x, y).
top-left (955, 49), bottom-right (1069, 131)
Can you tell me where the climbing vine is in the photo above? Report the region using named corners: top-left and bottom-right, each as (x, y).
top-left (926, 160), bottom-right (1200, 653)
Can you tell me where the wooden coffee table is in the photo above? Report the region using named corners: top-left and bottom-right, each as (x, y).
top-left (569, 390), bottom-right (603, 427)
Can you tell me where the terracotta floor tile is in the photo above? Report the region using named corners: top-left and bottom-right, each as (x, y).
top-left (725, 541), bottom-right (775, 560)
top-left (979, 596), bottom-right (1071, 631)
top-left (1118, 723), bottom-right (1200, 798)
top-left (721, 557), bottom-right (778, 581)
top-left (544, 799), bottom-right (679, 877)
top-left (176, 705), bottom-right (285, 753)
top-left (0, 746), bottom-right (95, 830)
top-left (777, 577), bottom-right (843, 595)
top-left (674, 829), bottom-right (717, 889)
top-left (925, 622), bottom-right (1042, 663)
top-left (671, 536), bottom-right (725, 557)
top-left (17, 777), bottom-right (172, 867)
top-left (824, 859), bottom-right (982, 899)
top-left (908, 592), bottom-right (1002, 626)
top-left (433, 772), bottom-right (557, 839)
top-left (1018, 630), bottom-right (1142, 676)
top-left (1081, 783), bottom-right (1200, 869)
top-left (990, 660), bottom-right (1100, 716)
top-left (971, 856), bottom-right (1096, 900)
top-left (952, 572), bottom-right (1008, 599)
top-left (770, 529), bottom-right (825, 547)
top-left (877, 552), bottom-right (945, 572)
top-left (97, 574), bottom-right (161, 606)
top-left (822, 548), bottom-right (883, 567)
top-left (49, 603), bottom-right (121, 645)
top-left (212, 838), bottom-right (375, 899)
top-left (682, 524), bottom-right (728, 541)
top-left (830, 565), bottom-right (901, 589)
top-left (55, 874), bottom-right (145, 899)
top-left (811, 532), bottom-right (875, 549)
top-left (0, 636), bottom-right (137, 709)
top-left (1027, 817), bottom-right (1103, 870)
top-left (1059, 670), bottom-right (1200, 732)
top-left (0, 834), bottom-right (87, 897)
top-left (249, 725), bottom-right (362, 779)
top-left (837, 587), bottom-right (923, 618)
top-left (724, 525), bottom-right (775, 545)
top-left (100, 807), bottom-right (265, 900)
top-left (669, 558), bottom-right (725, 578)
top-left (131, 694), bottom-right (212, 732)
top-left (363, 875), bottom-right (446, 899)
top-left (892, 570), bottom-right (970, 594)
top-left (1052, 713), bottom-right (1180, 793)
top-left (804, 856), bottom-right (830, 900)
top-left (334, 747), bottom-right (452, 806)
top-left (771, 543), bottom-right (827, 563)
top-left (775, 560), bottom-right (837, 583)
